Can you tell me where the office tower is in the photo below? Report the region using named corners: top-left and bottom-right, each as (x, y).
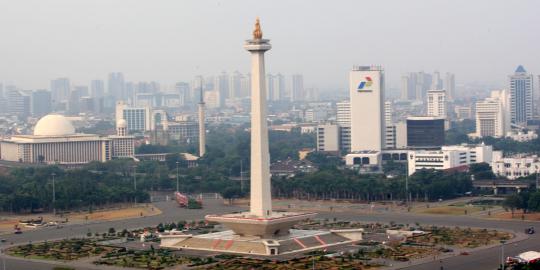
top-left (291, 74), bottom-right (304, 102)
top-left (509, 65), bottom-right (534, 125)
top-left (316, 124), bottom-right (340, 152)
top-left (108, 72), bottom-right (125, 101)
top-left (431, 71), bottom-right (443, 90)
top-left (350, 66), bottom-right (385, 152)
top-left (240, 73), bottom-right (251, 99)
top-left (384, 101), bottom-right (393, 125)
top-left (336, 101), bottom-right (351, 127)
top-left (416, 72), bottom-right (432, 102)
top-left (31, 89), bottom-right (52, 117)
top-left (427, 90), bottom-right (447, 118)
top-left (229, 71), bottom-right (243, 99)
top-left (203, 90), bottom-right (220, 109)
top-left (50, 78), bottom-right (70, 105)
top-left (444, 72), bottom-right (456, 101)
top-left (266, 74), bottom-right (276, 100)
top-left (175, 82), bottom-right (190, 107)
top-left (115, 101), bottom-right (151, 133)
top-left (7, 88), bottom-right (31, 119)
top-left (216, 72), bottom-right (229, 106)
top-left (475, 90), bottom-right (510, 138)
top-left (275, 73), bottom-right (286, 101)
top-left (406, 116), bottom-right (445, 148)
top-left (90, 80), bottom-right (105, 98)
top-left (401, 75), bottom-right (412, 100)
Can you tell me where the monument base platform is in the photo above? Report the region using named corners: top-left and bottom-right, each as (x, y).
top-left (160, 228), bottom-right (363, 256)
top-left (205, 211), bottom-right (316, 238)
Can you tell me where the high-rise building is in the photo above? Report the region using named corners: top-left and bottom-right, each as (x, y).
top-left (350, 66), bottom-right (385, 152)
top-left (474, 90), bottom-right (510, 138)
top-left (108, 72), bottom-right (125, 101)
top-left (431, 71), bottom-right (443, 90)
top-left (509, 65), bottom-right (534, 125)
top-left (427, 90), bottom-right (447, 118)
top-left (7, 88), bottom-right (30, 119)
top-left (228, 71), bottom-right (243, 99)
top-left (416, 72), bottom-right (432, 102)
top-left (216, 72), bottom-right (229, 106)
top-left (266, 73), bottom-right (284, 101)
top-left (90, 80), bottom-right (105, 99)
top-left (291, 74), bottom-right (304, 102)
top-left (31, 89), bottom-right (52, 117)
top-left (115, 101), bottom-right (151, 133)
top-left (401, 74), bottom-right (415, 100)
top-left (406, 116), bottom-right (445, 148)
top-left (50, 78), bottom-right (70, 106)
top-left (336, 101), bottom-right (351, 127)
top-left (384, 101), bottom-right (395, 149)
top-left (444, 72), bottom-right (456, 101)
top-left (175, 82), bottom-right (190, 107)
top-left (316, 124), bottom-right (340, 153)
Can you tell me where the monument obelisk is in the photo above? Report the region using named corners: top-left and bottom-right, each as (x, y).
top-left (204, 19), bottom-right (315, 238)
top-left (198, 84), bottom-right (206, 157)
top-left (244, 18), bottom-right (272, 218)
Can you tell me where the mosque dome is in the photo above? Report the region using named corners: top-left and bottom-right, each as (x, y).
top-left (34, 114), bottom-right (76, 136)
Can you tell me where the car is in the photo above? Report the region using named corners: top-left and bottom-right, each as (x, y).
top-left (0, 239), bottom-right (6, 243)
top-left (460, 251), bottom-right (470, 256)
top-left (14, 230), bottom-right (22, 234)
top-left (525, 227), bottom-right (535, 234)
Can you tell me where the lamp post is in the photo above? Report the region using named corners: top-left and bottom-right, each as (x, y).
top-left (176, 161), bottom-right (180, 192)
top-left (501, 240), bottom-right (506, 270)
top-left (133, 165), bottom-right (137, 204)
top-left (51, 172), bottom-right (56, 216)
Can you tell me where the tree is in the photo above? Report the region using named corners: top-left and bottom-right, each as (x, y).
top-left (469, 163), bottom-right (496, 180)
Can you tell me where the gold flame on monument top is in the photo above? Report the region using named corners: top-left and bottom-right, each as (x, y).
top-left (253, 17), bottom-right (263, 40)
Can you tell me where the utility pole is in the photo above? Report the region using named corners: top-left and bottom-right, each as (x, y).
top-left (176, 161), bottom-right (180, 192)
top-left (51, 172), bottom-right (56, 216)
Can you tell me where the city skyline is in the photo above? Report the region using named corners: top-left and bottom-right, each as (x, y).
top-left (1, 0), bottom-right (539, 90)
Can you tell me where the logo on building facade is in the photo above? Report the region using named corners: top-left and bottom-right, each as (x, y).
top-left (357, 76), bottom-right (373, 92)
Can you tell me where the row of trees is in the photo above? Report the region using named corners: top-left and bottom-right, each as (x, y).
top-left (273, 168), bottom-right (473, 202)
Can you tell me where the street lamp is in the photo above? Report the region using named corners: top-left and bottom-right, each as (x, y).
top-left (51, 173), bottom-right (56, 216)
top-left (176, 161), bottom-right (180, 192)
top-left (501, 240), bottom-right (507, 270)
top-left (133, 165), bottom-right (137, 204)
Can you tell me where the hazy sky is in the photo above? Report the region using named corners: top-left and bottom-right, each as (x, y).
top-left (0, 0), bottom-right (539, 90)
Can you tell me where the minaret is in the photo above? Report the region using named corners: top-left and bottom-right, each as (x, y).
top-left (244, 18), bottom-right (272, 218)
top-left (198, 82), bottom-right (206, 157)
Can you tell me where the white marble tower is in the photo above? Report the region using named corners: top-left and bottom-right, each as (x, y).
top-left (244, 18), bottom-right (272, 218)
top-left (198, 86), bottom-right (206, 157)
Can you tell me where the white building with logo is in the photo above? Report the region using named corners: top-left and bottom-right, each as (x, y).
top-left (349, 66), bottom-right (385, 152)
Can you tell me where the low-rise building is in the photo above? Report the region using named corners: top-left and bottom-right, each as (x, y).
top-left (407, 144), bottom-right (493, 175)
top-left (491, 154), bottom-right (540, 180)
top-left (506, 130), bottom-right (538, 142)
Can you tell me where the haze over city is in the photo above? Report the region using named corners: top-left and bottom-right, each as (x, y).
top-left (1, 0), bottom-right (539, 90)
top-left (1, 1), bottom-right (540, 270)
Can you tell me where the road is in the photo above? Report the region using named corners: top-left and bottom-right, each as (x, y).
top-left (0, 198), bottom-right (538, 270)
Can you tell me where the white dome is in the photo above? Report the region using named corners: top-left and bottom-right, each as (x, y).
top-left (34, 114), bottom-right (76, 136)
top-left (117, 119), bottom-right (127, 128)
